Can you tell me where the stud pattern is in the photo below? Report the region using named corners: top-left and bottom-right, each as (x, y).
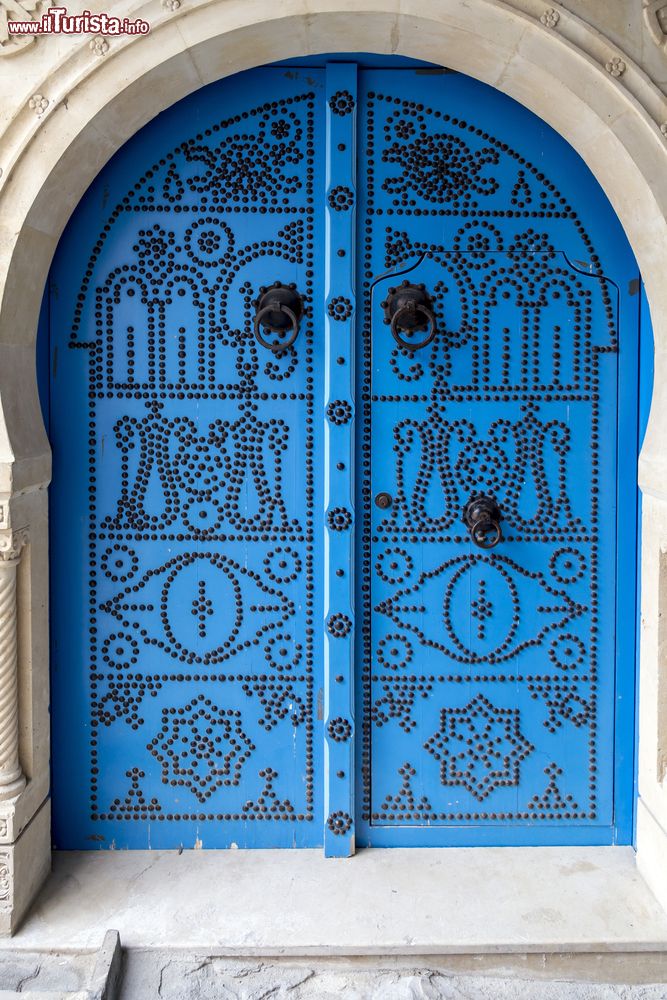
top-left (327, 612), bottom-right (353, 638)
top-left (49, 68), bottom-right (627, 849)
top-left (53, 76), bottom-right (321, 842)
top-left (323, 64), bottom-right (357, 856)
top-left (327, 185), bottom-right (355, 212)
top-left (327, 296), bottom-right (353, 321)
top-left (327, 506), bottom-right (352, 532)
top-left (360, 88), bottom-right (619, 831)
top-left (326, 399), bottom-right (353, 426)
top-left (327, 810), bottom-right (353, 835)
top-left (329, 90), bottom-right (355, 116)
top-left (327, 717), bottom-right (353, 743)
top-left (373, 762), bottom-right (433, 821)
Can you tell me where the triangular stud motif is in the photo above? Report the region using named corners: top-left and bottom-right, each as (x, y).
top-left (243, 768), bottom-right (295, 818)
top-left (528, 763), bottom-right (579, 814)
top-left (108, 767), bottom-right (162, 816)
top-left (378, 762), bottom-right (433, 818)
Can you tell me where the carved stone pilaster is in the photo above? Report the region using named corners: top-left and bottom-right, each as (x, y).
top-left (0, 530), bottom-right (28, 801)
top-left (0, 854), bottom-right (10, 910)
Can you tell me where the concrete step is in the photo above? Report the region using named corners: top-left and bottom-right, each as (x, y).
top-left (0, 993), bottom-right (88, 999)
top-left (0, 937), bottom-right (666, 998)
top-left (119, 954), bottom-right (667, 999)
top-left (0, 930), bottom-right (120, 999)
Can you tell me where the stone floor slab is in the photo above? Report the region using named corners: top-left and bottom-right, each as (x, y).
top-left (3, 847), bottom-right (667, 956)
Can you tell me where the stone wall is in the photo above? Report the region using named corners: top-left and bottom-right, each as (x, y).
top-left (0, 0), bottom-right (666, 933)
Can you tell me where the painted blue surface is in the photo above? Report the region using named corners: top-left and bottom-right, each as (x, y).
top-left (50, 68), bottom-right (327, 849)
top-left (354, 69), bottom-right (639, 847)
top-left (633, 280), bottom-right (655, 843)
top-left (36, 286), bottom-right (49, 435)
top-left (48, 60), bottom-right (642, 851)
top-left (322, 64), bottom-right (357, 856)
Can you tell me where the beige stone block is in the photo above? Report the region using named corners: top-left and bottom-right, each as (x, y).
top-left (498, 53), bottom-right (612, 151)
top-left (516, 27), bottom-right (632, 126)
top-left (390, 15), bottom-right (518, 86)
top-left (637, 797), bottom-right (667, 915)
top-left (607, 111), bottom-right (667, 212)
top-left (640, 358), bottom-right (667, 499)
top-left (637, 497), bottom-right (667, 828)
top-left (305, 12), bottom-right (396, 58)
top-left (17, 122), bottom-right (119, 243)
top-left (181, 17), bottom-right (310, 86)
top-left (0, 226), bottom-right (55, 344)
top-left (14, 493), bottom-right (50, 784)
top-left (173, 0), bottom-right (305, 62)
top-left (0, 344), bottom-right (51, 476)
top-left (0, 798), bottom-right (50, 937)
top-left (69, 28), bottom-right (202, 151)
top-left (0, 401), bottom-right (13, 479)
top-left (402, 0), bottom-right (529, 55)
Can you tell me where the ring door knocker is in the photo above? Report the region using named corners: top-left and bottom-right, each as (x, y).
top-left (381, 280), bottom-right (437, 352)
top-left (253, 282), bottom-right (304, 353)
top-left (462, 494), bottom-right (503, 550)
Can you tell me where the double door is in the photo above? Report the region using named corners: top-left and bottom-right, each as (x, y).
top-left (49, 62), bottom-right (638, 853)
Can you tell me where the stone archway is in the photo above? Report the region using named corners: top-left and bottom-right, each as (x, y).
top-left (0, 0), bottom-right (666, 932)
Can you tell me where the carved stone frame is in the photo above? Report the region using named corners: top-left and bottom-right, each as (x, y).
top-left (0, 0), bottom-right (667, 933)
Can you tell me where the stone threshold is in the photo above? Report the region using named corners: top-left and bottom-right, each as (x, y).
top-left (4, 846), bottom-right (667, 956)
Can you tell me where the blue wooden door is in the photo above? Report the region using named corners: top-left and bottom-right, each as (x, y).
top-left (355, 69), bottom-right (638, 848)
top-left (49, 62), bottom-right (639, 853)
top-left (50, 68), bottom-right (330, 849)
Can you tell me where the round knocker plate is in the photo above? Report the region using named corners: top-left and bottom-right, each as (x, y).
top-left (381, 281), bottom-right (438, 352)
top-left (253, 282), bottom-right (304, 353)
top-left (462, 494), bottom-right (503, 549)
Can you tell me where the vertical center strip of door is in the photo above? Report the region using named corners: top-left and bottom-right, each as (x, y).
top-left (323, 63), bottom-right (357, 857)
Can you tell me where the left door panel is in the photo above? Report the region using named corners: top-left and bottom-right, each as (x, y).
top-left (49, 69), bottom-right (326, 849)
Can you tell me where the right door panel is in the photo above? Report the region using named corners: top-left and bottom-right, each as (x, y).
top-left (355, 68), bottom-right (636, 846)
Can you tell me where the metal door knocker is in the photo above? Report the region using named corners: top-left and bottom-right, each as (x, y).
top-left (462, 494), bottom-right (503, 549)
top-left (253, 282), bottom-right (304, 353)
top-left (381, 280), bottom-right (437, 351)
